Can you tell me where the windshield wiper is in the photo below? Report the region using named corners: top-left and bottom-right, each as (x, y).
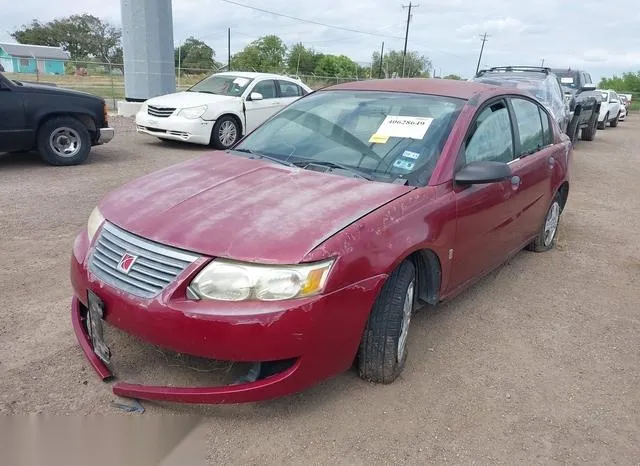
top-left (292, 159), bottom-right (373, 181)
top-left (231, 148), bottom-right (295, 167)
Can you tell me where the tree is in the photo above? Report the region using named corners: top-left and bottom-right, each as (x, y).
top-left (12, 14), bottom-right (121, 62)
top-left (231, 35), bottom-right (287, 73)
top-left (371, 50), bottom-right (431, 78)
top-left (176, 37), bottom-right (219, 73)
top-left (599, 72), bottom-right (640, 96)
top-left (287, 43), bottom-right (322, 75)
top-left (443, 74), bottom-right (463, 80)
top-left (314, 54), bottom-right (359, 77)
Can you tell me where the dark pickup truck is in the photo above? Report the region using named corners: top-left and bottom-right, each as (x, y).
top-left (550, 69), bottom-right (601, 142)
top-left (0, 72), bottom-right (114, 165)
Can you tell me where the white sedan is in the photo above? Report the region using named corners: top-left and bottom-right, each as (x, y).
top-left (135, 72), bottom-right (312, 148)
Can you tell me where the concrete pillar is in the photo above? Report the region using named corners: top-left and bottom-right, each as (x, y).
top-left (120, 0), bottom-right (176, 101)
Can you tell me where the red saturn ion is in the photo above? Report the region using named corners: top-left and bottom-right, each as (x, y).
top-left (71, 79), bottom-right (572, 404)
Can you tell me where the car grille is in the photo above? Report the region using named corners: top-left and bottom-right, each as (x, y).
top-left (147, 106), bottom-right (176, 118)
top-left (89, 222), bottom-right (199, 298)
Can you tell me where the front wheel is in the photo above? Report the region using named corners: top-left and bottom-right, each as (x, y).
top-left (210, 116), bottom-right (240, 149)
top-left (358, 260), bottom-right (416, 384)
top-left (581, 113), bottom-right (598, 141)
top-left (36, 117), bottom-right (91, 166)
top-left (528, 194), bottom-right (562, 252)
top-left (610, 112), bottom-right (620, 127)
top-left (598, 113), bottom-right (608, 130)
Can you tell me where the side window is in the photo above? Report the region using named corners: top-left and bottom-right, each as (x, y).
top-left (584, 73), bottom-right (592, 84)
top-left (465, 100), bottom-right (514, 164)
top-left (611, 92), bottom-right (618, 101)
top-left (511, 98), bottom-right (544, 156)
top-left (539, 108), bottom-right (553, 146)
top-left (253, 80), bottom-right (277, 99)
top-left (278, 81), bottom-right (302, 98)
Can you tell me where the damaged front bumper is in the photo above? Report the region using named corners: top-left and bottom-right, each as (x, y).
top-left (70, 231), bottom-right (385, 404)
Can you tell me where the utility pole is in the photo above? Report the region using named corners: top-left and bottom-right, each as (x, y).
top-left (378, 41), bottom-right (385, 78)
top-left (475, 32), bottom-right (489, 76)
top-left (402, 2), bottom-right (419, 78)
top-left (228, 28), bottom-right (231, 71)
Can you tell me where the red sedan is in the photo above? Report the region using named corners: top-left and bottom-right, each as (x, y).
top-left (71, 78), bottom-right (572, 404)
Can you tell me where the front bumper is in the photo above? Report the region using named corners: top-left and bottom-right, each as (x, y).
top-left (97, 127), bottom-right (115, 145)
top-left (70, 231), bottom-right (385, 404)
top-left (135, 110), bottom-right (214, 145)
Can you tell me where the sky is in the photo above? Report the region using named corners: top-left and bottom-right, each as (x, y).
top-left (2, 0), bottom-right (640, 82)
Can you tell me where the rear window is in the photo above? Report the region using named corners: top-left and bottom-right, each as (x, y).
top-left (553, 71), bottom-right (579, 88)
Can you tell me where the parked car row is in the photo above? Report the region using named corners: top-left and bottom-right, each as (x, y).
top-left (472, 66), bottom-right (632, 146)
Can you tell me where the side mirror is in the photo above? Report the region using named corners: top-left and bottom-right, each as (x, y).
top-left (249, 92), bottom-right (264, 101)
top-left (580, 83), bottom-right (596, 92)
top-left (455, 161), bottom-right (512, 186)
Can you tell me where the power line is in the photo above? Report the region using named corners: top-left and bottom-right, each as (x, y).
top-left (475, 32), bottom-right (490, 75)
top-left (220, 0), bottom-right (405, 40)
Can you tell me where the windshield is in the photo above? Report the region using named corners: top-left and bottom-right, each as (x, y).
top-left (233, 90), bottom-right (464, 186)
top-left (554, 71), bottom-right (578, 89)
top-left (188, 74), bottom-right (254, 96)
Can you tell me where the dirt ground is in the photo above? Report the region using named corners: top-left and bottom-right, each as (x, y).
top-left (0, 116), bottom-right (639, 464)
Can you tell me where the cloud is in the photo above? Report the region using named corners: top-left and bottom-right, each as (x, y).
top-left (457, 17), bottom-right (528, 36)
top-left (0, 0), bottom-right (638, 81)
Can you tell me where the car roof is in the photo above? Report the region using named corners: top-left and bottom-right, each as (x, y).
top-left (324, 78), bottom-right (499, 100)
top-left (477, 70), bottom-right (550, 80)
top-left (213, 71), bottom-right (296, 80)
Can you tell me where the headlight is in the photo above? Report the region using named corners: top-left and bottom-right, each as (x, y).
top-left (87, 207), bottom-right (105, 242)
top-left (189, 258), bottom-right (335, 302)
top-left (177, 105), bottom-right (208, 119)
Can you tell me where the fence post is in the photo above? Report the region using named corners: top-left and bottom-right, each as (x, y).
top-left (105, 57), bottom-right (117, 111)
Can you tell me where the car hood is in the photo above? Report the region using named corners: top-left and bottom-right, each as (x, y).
top-left (17, 81), bottom-right (102, 100)
top-left (99, 152), bottom-right (413, 264)
top-left (145, 91), bottom-right (238, 108)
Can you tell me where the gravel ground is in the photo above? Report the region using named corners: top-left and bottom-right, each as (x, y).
top-left (0, 116), bottom-right (638, 464)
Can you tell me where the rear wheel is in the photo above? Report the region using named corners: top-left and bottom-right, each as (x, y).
top-left (36, 116), bottom-right (91, 166)
top-left (358, 260), bottom-right (416, 384)
top-left (528, 194), bottom-right (562, 253)
top-left (610, 112), bottom-right (620, 127)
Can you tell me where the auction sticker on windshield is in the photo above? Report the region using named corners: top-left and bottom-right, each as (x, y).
top-left (233, 77), bottom-right (250, 86)
top-left (560, 77), bottom-right (574, 84)
top-left (370, 116), bottom-right (434, 142)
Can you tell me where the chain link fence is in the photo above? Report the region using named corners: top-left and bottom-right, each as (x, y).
top-left (2, 59), bottom-right (368, 110)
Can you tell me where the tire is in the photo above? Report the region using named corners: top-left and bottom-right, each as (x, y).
top-left (568, 120), bottom-right (580, 146)
top-left (210, 116), bottom-right (240, 149)
top-left (36, 117), bottom-right (91, 166)
top-left (610, 112), bottom-right (620, 127)
top-left (598, 113), bottom-right (608, 130)
top-left (527, 193), bottom-right (562, 253)
top-left (358, 260), bottom-right (416, 384)
top-left (581, 113), bottom-right (598, 141)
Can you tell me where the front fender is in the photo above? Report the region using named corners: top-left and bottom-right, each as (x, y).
top-left (205, 101), bottom-right (245, 133)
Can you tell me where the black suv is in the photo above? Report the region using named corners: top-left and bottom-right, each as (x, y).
top-left (550, 69), bottom-right (601, 143)
top-left (0, 72), bottom-right (114, 165)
